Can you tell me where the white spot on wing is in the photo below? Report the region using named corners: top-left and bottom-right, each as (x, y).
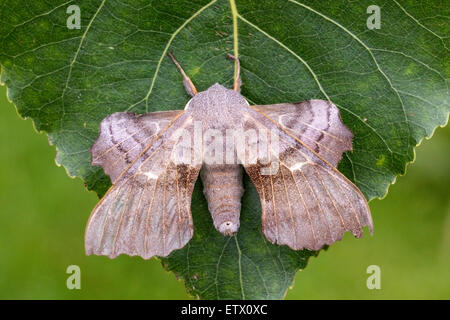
top-left (140, 171), bottom-right (158, 179)
top-left (279, 114), bottom-right (293, 127)
top-left (289, 161), bottom-right (310, 171)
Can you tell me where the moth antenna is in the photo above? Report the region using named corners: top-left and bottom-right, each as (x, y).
top-left (168, 52), bottom-right (198, 97)
top-left (226, 53), bottom-right (241, 92)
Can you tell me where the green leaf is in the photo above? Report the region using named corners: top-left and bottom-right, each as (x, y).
top-left (0, 0), bottom-right (448, 299)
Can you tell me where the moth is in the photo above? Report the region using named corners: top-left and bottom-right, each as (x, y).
top-left (85, 53), bottom-right (373, 259)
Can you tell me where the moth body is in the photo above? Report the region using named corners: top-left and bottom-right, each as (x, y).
top-left (187, 83), bottom-right (248, 236)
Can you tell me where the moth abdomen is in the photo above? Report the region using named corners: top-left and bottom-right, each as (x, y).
top-left (200, 164), bottom-right (244, 236)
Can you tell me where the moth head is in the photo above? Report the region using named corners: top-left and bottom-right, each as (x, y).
top-left (206, 82), bottom-right (230, 92)
top-left (186, 83), bottom-right (249, 116)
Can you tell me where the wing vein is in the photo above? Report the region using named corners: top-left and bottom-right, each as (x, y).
top-left (174, 164), bottom-right (183, 248)
top-left (299, 168), bottom-right (333, 241)
top-left (162, 167), bottom-right (168, 255)
top-left (328, 171), bottom-right (363, 231)
top-left (126, 174), bottom-right (153, 255)
top-left (110, 176), bottom-right (135, 255)
top-left (279, 165), bottom-right (298, 247)
top-left (313, 165), bottom-right (346, 230)
top-left (269, 162), bottom-right (281, 243)
top-left (287, 167), bottom-right (317, 247)
top-left (144, 174), bottom-right (161, 256)
top-left (98, 180), bottom-right (133, 251)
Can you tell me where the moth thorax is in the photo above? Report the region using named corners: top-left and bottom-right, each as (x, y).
top-left (200, 164), bottom-right (244, 236)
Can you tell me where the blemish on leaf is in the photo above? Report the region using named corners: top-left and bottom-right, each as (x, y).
top-left (191, 67), bottom-right (201, 75)
top-left (404, 63), bottom-right (417, 76)
top-left (376, 155), bottom-right (386, 166)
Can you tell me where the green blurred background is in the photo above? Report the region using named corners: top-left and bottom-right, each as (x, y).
top-left (0, 84), bottom-right (448, 299)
